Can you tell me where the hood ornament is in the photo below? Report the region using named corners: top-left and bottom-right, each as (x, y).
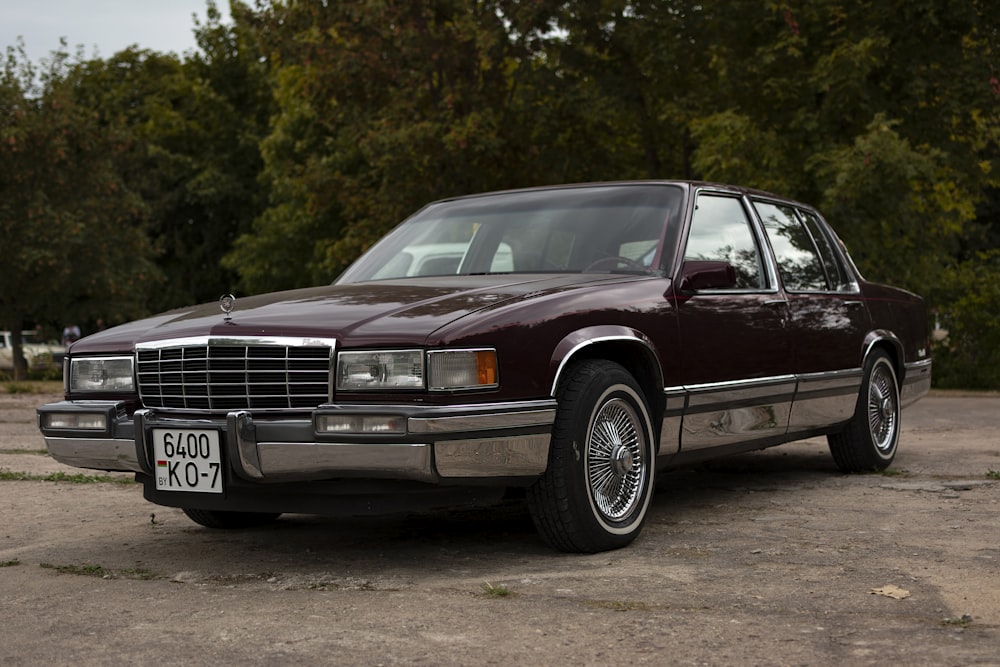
top-left (220, 294), bottom-right (237, 322)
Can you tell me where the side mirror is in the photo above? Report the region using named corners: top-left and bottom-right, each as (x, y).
top-left (678, 260), bottom-right (738, 292)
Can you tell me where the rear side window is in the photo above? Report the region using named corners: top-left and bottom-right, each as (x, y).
top-left (798, 209), bottom-right (853, 291)
top-left (753, 201), bottom-right (828, 291)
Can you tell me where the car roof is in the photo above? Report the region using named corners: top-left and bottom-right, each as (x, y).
top-left (429, 180), bottom-right (812, 210)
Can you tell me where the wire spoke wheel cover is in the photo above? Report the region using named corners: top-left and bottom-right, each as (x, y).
top-left (586, 396), bottom-right (646, 522)
top-left (827, 350), bottom-right (900, 473)
top-left (867, 361), bottom-right (898, 453)
top-left (526, 359), bottom-right (656, 553)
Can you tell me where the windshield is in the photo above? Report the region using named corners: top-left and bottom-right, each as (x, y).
top-left (336, 184), bottom-right (683, 284)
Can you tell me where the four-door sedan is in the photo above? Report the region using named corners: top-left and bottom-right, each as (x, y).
top-left (37, 181), bottom-right (931, 552)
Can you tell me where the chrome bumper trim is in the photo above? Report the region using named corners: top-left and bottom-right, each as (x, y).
top-left (435, 434), bottom-right (551, 477)
top-left (901, 359), bottom-right (932, 409)
top-left (44, 436), bottom-right (142, 473)
top-left (230, 410), bottom-right (263, 479)
top-left (257, 441), bottom-right (435, 482)
top-left (407, 406), bottom-right (556, 434)
top-left (41, 400), bottom-right (557, 483)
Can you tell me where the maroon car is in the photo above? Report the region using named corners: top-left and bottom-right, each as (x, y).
top-left (37, 182), bottom-right (931, 552)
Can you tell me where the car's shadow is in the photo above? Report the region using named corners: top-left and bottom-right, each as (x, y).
top-left (114, 439), bottom-right (845, 575)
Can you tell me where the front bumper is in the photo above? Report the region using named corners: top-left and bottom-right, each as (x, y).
top-left (38, 400), bottom-right (556, 483)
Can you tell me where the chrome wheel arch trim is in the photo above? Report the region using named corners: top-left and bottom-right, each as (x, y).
top-left (549, 327), bottom-right (663, 398)
top-left (862, 330), bottom-right (904, 368)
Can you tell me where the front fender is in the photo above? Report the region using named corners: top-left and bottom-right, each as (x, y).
top-left (548, 325), bottom-right (662, 397)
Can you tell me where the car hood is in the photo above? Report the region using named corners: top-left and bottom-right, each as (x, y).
top-left (70, 274), bottom-right (651, 353)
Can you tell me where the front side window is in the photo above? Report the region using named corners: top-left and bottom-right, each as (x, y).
top-left (685, 194), bottom-right (765, 289)
top-left (753, 201), bottom-right (827, 291)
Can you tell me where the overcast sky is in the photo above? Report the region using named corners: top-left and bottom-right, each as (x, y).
top-left (1, 0), bottom-right (229, 64)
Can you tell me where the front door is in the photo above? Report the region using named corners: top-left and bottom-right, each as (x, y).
top-left (673, 192), bottom-right (794, 451)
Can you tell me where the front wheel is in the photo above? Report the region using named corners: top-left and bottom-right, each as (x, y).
top-left (828, 350), bottom-right (900, 472)
top-left (182, 508), bottom-right (282, 529)
top-left (527, 360), bottom-right (656, 553)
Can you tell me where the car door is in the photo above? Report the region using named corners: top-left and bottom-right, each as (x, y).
top-left (751, 199), bottom-right (872, 432)
top-left (672, 191), bottom-right (794, 451)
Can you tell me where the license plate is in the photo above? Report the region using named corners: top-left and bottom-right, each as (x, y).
top-left (152, 429), bottom-right (223, 494)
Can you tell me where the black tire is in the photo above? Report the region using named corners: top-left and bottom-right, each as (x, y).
top-left (182, 508), bottom-right (282, 529)
top-left (828, 350), bottom-right (900, 472)
top-left (527, 360), bottom-right (656, 553)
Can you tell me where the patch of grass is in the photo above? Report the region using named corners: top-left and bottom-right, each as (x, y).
top-left (481, 581), bottom-right (515, 598)
top-left (41, 563), bottom-right (108, 577)
top-left (585, 599), bottom-right (653, 612)
top-left (0, 469), bottom-right (134, 484)
top-left (860, 467), bottom-right (910, 477)
top-left (2, 382), bottom-right (35, 394)
top-left (1, 380), bottom-right (63, 394)
top-left (986, 469), bottom-right (1000, 481)
top-left (1, 559), bottom-right (21, 567)
top-left (942, 614), bottom-right (973, 628)
top-left (118, 568), bottom-right (161, 581)
top-left (5, 449), bottom-right (49, 456)
top-left (40, 563), bottom-right (159, 580)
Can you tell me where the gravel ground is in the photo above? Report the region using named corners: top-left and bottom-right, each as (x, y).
top-left (1, 390), bottom-right (998, 666)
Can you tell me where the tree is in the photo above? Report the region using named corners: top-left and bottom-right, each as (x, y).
top-left (685, 0), bottom-right (997, 298)
top-left (226, 0), bottom-right (563, 291)
top-left (67, 2), bottom-right (272, 312)
top-left (0, 47), bottom-right (158, 378)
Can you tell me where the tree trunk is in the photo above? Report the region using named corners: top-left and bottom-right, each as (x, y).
top-left (10, 318), bottom-right (27, 381)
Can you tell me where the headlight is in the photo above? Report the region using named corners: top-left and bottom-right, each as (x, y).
top-left (69, 356), bottom-right (135, 393)
top-left (428, 349), bottom-right (498, 390)
top-left (336, 350), bottom-right (424, 391)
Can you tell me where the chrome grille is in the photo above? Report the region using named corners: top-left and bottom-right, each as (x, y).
top-left (136, 338), bottom-right (333, 412)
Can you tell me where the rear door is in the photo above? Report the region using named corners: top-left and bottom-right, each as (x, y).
top-left (750, 199), bottom-right (871, 431)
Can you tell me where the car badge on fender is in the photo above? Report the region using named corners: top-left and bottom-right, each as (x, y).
top-left (220, 294), bottom-right (237, 321)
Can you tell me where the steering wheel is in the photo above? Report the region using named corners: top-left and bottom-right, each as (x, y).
top-left (583, 255), bottom-right (649, 273)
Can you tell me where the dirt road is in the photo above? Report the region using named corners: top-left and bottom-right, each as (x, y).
top-left (1, 391), bottom-right (997, 666)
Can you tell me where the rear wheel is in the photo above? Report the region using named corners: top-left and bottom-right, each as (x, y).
top-left (527, 360), bottom-right (655, 553)
top-left (182, 508), bottom-right (282, 529)
top-left (828, 350), bottom-right (900, 472)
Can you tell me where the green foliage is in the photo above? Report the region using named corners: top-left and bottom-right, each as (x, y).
top-left (0, 380), bottom-right (63, 394)
top-left (480, 581), bottom-right (514, 598)
top-left (67, 2), bottom-right (272, 311)
top-left (928, 251), bottom-right (1000, 389)
top-left (0, 48), bottom-right (160, 377)
top-left (226, 0), bottom-right (571, 285)
top-left (2, 0), bottom-right (998, 387)
top-left (0, 469), bottom-right (135, 484)
top-left (39, 562), bottom-right (160, 580)
top-left (811, 116), bottom-right (966, 294)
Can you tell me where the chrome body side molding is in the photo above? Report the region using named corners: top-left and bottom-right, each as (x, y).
top-left (677, 375), bottom-right (797, 451)
top-left (788, 369), bottom-right (863, 431)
